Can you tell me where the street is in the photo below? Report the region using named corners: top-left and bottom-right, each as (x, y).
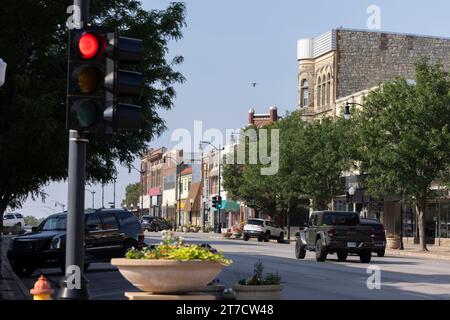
top-left (17, 232), bottom-right (450, 300)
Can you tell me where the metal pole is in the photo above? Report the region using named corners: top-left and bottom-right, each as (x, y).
top-left (400, 194), bottom-right (404, 250)
top-left (178, 165), bottom-right (181, 229)
top-left (58, 130), bottom-right (90, 300)
top-left (218, 145), bottom-right (221, 230)
top-left (58, 0), bottom-right (90, 299)
top-left (141, 173), bottom-right (144, 219)
top-left (101, 184), bottom-right (104, 208)
top-left (113, 179), bottom-right (116, 208)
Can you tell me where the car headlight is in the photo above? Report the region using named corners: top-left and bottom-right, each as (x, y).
top-left (50, 237), bottom-right (62, 250)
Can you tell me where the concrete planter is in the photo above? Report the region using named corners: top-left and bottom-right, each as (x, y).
top-left (387, 237), bottom-right (401, 249)
top-left (111, 259), bottom-right (226, 294)
top-left (233, 284), bottom-right (283, 300)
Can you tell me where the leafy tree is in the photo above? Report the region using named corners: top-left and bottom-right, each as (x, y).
top-left (24, 216), bottom-right (43, 227)
top-left (121, 182), bottom-right (141, 210)
top-left (0, 1), bottom-right (186, 232)
top-left (356, 60), bottom-right (450, 251)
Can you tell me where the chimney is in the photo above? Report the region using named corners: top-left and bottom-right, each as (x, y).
top-left (269, 106), bottom-right (278, 122)
top-left (248, 108), bottom-right (255, 125)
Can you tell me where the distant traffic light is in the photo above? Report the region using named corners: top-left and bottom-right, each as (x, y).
top-left (104, 32), bottom-right (144, 133)
top-left (216, 196), bottom-right (223, 209)
top-left (212, 196), bottom-right (218, 209)
top-left (67, 28), bottom-right (108, 132)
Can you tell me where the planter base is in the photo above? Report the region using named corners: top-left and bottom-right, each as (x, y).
top-left (125, 292), bottom-right (216, 300)
top-left (233, 284), bottom-right (283, 300)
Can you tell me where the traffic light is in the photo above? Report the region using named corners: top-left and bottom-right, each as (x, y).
top-left (67, 28), bottom-right (108, 132)
top-left (67, 27), bottom-right (144, 133)
top-left (216, 196), bottom-right (223, 209)
top-left (104, 32), bottom-right (144, 133)
top-left (212, 196), bottom-right (218, 209)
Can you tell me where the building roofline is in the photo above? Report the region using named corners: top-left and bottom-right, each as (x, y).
top-left (336, 28), bottom-right (450, 42)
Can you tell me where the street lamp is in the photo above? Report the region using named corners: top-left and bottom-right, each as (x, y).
top-left (129, 165), bottom-right (146, 219)
top-left (189, 198), bottom-right (194, 225)
top-left (343, 101), bottom-right (364, 120)
top-left (348, 186), bottom-right (356, 212)
top-left (52, 200), bottom-right (66, 212)
top-left (200, 141), bottom-right (225, 233)
top-left (85, 189), bottom-right (95, 209)
top-left (0, 58), bottom-right (7, 88)
top-left (163, 155), bottom-right (184, 230)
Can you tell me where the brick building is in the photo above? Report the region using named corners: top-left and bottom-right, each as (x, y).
top-left (297, 29), bottom-right (450, 120)
top-left (297, 29), bottom-right (450, 245)
top-left (248, 106), bottom-right (279, 127)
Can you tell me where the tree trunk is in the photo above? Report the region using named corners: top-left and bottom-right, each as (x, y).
top-left (286, 206), bottom-right (291, 244)
top-left (416, 199), bottom-right (428, 252)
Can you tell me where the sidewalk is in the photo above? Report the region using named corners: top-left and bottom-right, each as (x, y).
top-left (386, 244), bottom-right (450, 261)
top-left (0, 236), bottom-right (31, 300)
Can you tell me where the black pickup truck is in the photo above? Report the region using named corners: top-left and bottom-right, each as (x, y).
top-left (295, 211), bottom-right (375, 263)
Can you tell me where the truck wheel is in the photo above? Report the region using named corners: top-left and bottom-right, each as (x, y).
top-left (277, 232), bottom-right (284, 243)
top-left (377, 249), bottom-right (385, 257)
top-left (243, 234), bottom-right (249, 241)
top-left (359, 250), bottom-right (372, 263)
top-left (337, 251), bottom-right (348, 262)
top-left (295, 238), bottom-right (306, 259)
top-left (263, 231), bottom-right (270, 242)
top-left (315, 239), bottom-right (328, 262)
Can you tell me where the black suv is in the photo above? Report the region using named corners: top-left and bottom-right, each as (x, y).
top-left (7, 209), bottom-right (146, 277)
top-left (141, 216), bottom-right (172, 232)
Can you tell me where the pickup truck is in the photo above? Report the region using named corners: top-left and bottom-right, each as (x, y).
top-left (295, 211), bottom-right (375, 263)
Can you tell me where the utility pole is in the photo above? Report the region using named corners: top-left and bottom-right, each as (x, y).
top-left (58, 0), bottom-right (90, 300)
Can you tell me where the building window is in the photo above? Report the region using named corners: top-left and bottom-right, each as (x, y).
top-left (326, 73), bottom-right (331, 106)
top-left (317, 77), bottom-right (322, 107)
top-left (300, 79), bottom-right (309, 107)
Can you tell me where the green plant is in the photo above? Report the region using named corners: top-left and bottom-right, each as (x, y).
top-left (125, 230), bottom-right (232, 266)
top-left (239, 260), bottom-right (281, 286)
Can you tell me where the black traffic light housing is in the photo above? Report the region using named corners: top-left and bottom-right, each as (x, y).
top-left (217, 196), bottom-right (223, 209)
top-left (212, 196), bottom-right (218, 209)
top-left (67, 27), bottom-right (144, 134)
top-left (67, 27), bottom-right (110, 132)
top-left (104, 32), bottom-right (144, 133)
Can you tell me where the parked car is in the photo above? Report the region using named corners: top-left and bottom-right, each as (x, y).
top-left (360, 218), bottom-right (386, 257)
top-left (243, 219), bottom-right (285, 243)
top-left (141, 216), bottom-right (172, 232)
top-left (295, 211), bottom-right (375, 263)
top-left (3, 213), bottom-right (25, 231)
top-left (7, 209), bottom-right (146, 277)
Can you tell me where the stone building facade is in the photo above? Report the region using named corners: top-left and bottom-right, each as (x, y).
top-left (297, 29), bottom-right (450, 245)
top-left (297, 29), bottom-right (450, 120)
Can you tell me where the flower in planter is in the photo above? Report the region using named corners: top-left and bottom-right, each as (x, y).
top-left (125, 230), bottom-right (232, 265)
top-left (238, 260), bottom-right (281, 286)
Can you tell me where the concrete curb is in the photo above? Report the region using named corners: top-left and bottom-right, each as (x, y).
top-left (386, 249), bottom-right (450, 261)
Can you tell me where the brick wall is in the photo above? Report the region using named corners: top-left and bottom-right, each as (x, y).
top-left (337, 30), bottom-right (450, 98)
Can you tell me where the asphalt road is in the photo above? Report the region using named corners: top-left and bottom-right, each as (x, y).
top-left (17, 232), bottom-right (450, 300)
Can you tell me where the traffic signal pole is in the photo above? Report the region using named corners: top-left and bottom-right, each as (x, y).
top-left (58, 0), bottom-right (90, 300)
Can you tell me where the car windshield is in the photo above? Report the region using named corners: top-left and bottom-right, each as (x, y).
top-left (247, 220), bottom-right (264, 226)
top-left (41, 216), bottom-right (67, 231)
top-left (323, 212), bottom-right (359, 226)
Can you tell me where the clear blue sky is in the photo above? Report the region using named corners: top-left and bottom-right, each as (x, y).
top-left (18, 0), bottom-right (450, 218)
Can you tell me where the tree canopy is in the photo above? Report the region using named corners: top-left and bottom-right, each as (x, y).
top-left (0, 1), bottom-right (186, 219)
top-left (121, 182), bottom-right (141, 210)
top-left (356, 60), bottom-right (450, 250)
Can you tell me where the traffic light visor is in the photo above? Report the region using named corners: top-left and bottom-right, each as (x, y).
top-left (78, 33), bottom-right (100, 59)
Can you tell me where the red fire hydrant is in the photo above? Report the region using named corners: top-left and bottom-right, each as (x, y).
top-left (30, 275), bottom-right (53, 300)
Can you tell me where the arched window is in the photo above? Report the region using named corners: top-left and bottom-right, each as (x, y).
top-left (321, 76), bottom-right (325, 107)
top-left (327, 73), bottom-right (331, 106)
top-left (317, 77), bottom-right (322, 107)
top-left (300, 79), bottom-right (309, 107)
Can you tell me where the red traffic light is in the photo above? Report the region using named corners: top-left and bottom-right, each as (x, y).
top-left (78, 33), bottom-right (100, 59)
